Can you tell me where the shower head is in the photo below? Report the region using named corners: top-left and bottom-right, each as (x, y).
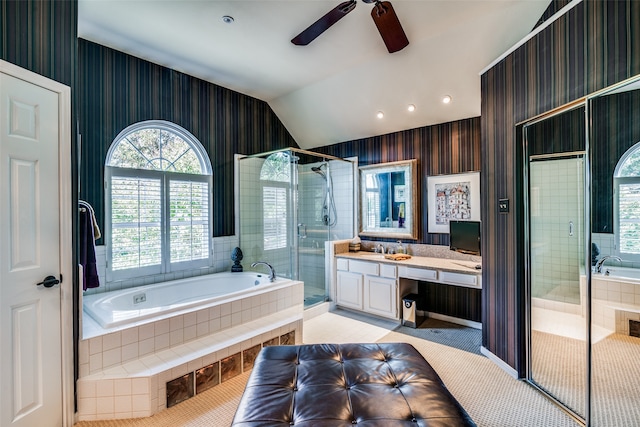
top-left (311, 164), bottom-right (327, 179)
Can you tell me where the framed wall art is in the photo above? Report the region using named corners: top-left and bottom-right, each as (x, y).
top-left (427, 171), bottom-right (480, 233)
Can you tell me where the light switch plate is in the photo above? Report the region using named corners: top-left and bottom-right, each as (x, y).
top-left (499, 198), bottom-right (509, 213)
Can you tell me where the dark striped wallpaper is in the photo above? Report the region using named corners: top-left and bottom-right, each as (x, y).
top-left (0, 0), bottom-right (77, 89)
top-left (78, 39), bottom-right (298, 239)
top-left (315, 117), bottom-right (481, 245)
top-left (481, 0), bottom-right (640, 373)
top-left (591, 89), bottom-right (640, 233)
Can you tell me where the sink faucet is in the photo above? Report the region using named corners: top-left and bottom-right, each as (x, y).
top-left (251, 261), bottom-right (276, 282)
top-left (595, 255), bottom-right (622, 274)
top-left (375, 243), bottom-right (385, 254)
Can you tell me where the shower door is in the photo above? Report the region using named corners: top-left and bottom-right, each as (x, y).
top-left (528, 155), bottom-right (586, 418)
top-left (297, 157), bottom-right (355, 306)
top-left (524, 105), bottom-right (587, 421)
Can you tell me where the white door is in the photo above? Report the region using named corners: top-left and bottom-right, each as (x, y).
top-left (0, 67), bottom-right (68, 426)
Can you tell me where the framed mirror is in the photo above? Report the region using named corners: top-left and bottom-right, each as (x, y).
top-left (359, 159), bottom-right (418, 239)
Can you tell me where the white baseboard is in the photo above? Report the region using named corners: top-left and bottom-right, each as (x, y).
top-left (480, 346), bottom-right (519, 379)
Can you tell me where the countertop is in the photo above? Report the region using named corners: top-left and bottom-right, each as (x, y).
top-left (336, 251), bottom-right (482, 275)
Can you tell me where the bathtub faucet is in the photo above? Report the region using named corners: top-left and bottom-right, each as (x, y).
top-left (251, 261), bottom-right (276, 282)
top-left (595, 255), bottom-right (622, 274)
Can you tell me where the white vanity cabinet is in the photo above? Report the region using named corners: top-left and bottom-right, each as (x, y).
top-left (336, 270), bottom-right (364, 310)
top-left (334, 253), bottom-right (483, 324)
top-left (363, 275), bottom-right (397, 318)
top-left (336, 258), bottom-right (399, 319)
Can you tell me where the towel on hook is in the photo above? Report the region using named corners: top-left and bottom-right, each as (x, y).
top-left (79, 200), bottom-right (100, 290)
top-left (79, 199), bottom-right (101, 240)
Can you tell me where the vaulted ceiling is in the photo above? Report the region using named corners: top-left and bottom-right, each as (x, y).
top-left (78, 0), bottom-right (551, 149)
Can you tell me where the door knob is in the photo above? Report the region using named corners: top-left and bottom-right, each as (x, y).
top-left (36, 275), bottom-right (60, 288)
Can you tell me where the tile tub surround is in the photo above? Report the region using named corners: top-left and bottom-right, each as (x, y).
top-left (583, 274), bottom-right (640, 335)
top-left (77, 281), bottom-right (303, 421)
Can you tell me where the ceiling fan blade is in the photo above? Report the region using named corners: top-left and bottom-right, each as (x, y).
top-left (291, 1), bottom-right (357, 46)
top-left (371, 1), bottom-right (409, 53)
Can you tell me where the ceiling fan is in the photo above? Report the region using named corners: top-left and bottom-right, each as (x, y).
top-left (291, 0), bottom-right (409, 53)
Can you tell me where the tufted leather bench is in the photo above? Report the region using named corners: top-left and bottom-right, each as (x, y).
top-left (231, 342), bottom-right (476, 426)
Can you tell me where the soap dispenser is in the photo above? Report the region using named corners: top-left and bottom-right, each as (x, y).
top-left (396, 240), bottom-right (405, 254)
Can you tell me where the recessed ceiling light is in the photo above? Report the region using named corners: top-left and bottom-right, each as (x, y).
top-left (442, 95), bottom-right (452, 104)
top-left (222, 15), bottom-right (234, 24)
top-left (407, 104), bottom-right (416, 112)
top-left (376, 111), bottom-right (384, 119)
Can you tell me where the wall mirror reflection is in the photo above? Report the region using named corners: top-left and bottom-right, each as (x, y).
top-left (359, 159), bottom-right (418, 240)
top-left (588, 75), bottom-right (640, 427)
top-left (523, 73), bottom-right (640, 427)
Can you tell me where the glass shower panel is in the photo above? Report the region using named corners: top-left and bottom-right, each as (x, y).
top-left (238, 149), bottom-right (354, 308)
top-left (295, 157), bottom-right (355, 306)
top-left (529, 155), bottom-right (586, 418)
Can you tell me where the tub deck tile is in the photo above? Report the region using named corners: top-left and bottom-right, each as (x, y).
top-left (81, 306), bottom-right (302, 381)
top-left (77, 297), bottom-right (304, 422)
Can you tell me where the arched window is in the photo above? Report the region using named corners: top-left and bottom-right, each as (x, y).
top-left (105, 121), bottom-right (212, 281)
top-left (260, 152), bottom-right (291, 250)
top-left (614, 141), bottom-right (640, 261)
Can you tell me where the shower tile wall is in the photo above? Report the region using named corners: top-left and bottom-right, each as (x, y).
top-left (591, 233), bottom-right (615, 259)
top-left (328, 160), bottom-right (355, 240)
top-left (530, 158), bottom-right (584, 305)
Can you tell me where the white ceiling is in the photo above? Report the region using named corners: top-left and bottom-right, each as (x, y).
top-left (78, 0), bottom-right (551, 149)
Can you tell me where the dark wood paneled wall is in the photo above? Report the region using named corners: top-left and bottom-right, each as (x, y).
top-left (78, 39), bottom-right (298, 239)
top-left (315, 117), bottom-right (481, 245)
top-left (481, 0), bottom-right (640, 374)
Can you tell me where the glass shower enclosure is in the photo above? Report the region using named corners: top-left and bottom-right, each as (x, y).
top-left (237, 148), bottom-right (355, 307)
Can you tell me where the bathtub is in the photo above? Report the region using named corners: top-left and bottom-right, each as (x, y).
top-left (598, 266), bottom-right (640, 281)
top-left (83, 271), bottom-right (290, 329)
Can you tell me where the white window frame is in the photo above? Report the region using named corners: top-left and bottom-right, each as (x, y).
top-left (105, 121), bottom-right (213, 282)
top-left (614, 141), bottom-right (640, 263)
top-left (262, 183), bottom-right (289, 251)
top-left (259, 153), bottom-right (292, 252)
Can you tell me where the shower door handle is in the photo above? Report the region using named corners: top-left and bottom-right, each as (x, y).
top-left (569, 221), bottom-right (574, 236)
top-left (298, 223), bottom-right (307, 239)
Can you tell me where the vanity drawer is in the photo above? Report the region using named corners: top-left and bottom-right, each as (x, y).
top-left (349, 260), bottom-right (379, 276)
top-left (336, 258), bottom-right (350, 271)
top-left (380, 263), bottom-right (397, 279)
top-left (398, 266), bottom-right (438, 281)
top-left (440, 271), bottom-right (480, 288)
